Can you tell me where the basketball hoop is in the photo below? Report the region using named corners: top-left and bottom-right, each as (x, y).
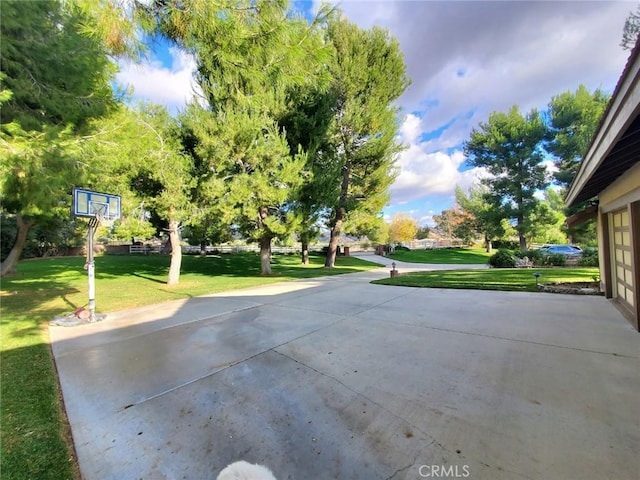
top-left (69, 188), bottom-right (121, 324)
top-left (72, 188), bottom-right (121, 223)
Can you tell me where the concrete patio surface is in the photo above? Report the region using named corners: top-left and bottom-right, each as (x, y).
top-left (50, 256), bottom-right (640, 480)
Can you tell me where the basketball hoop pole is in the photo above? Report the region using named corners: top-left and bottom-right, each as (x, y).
top-left (87, 216), bottom-right (99, 322)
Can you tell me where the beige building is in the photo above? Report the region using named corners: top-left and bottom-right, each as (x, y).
top-left (566, 45), bottom-right (640, 332)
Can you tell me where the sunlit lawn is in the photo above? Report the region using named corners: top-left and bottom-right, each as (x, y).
top-left (0, 252), bottom-right (379, 480)
top-left (388, 247), bottom-right (492, 264)
top-left (373, 267), bottom-right (600, 292)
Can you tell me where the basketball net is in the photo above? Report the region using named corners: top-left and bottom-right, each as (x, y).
top-left (89, 214), bottom-right (115, 230)
top-left (88, 215), bottom-right (101, 230)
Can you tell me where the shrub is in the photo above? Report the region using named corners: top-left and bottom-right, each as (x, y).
top-left (579, 247), bottom-right (599, 267)
top-left (492, 240), bottom-right (519, 250)
top-left (395, 245), bottom-right (410, 251)
top-left (544, 253), bottom-right (566, 267)
top-left (516, 249), bottom-right (546, 266)
top-left (488, 249), bottom-right (516, 268)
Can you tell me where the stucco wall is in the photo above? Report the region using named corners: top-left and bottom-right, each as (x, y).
top-left (599, 161), bottom-right (640, 212)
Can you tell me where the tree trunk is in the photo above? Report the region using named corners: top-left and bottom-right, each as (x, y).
top-left (167, 219), bottom-right (182, 285)
top-left (517, 192), bottom-right (527, 251)
top-left (0, 214), bottom-right (34, 276)
top-left (301, 238), bottom-right (309, 265)
top-left (325, 209), bottom-right (344, 268)
top-left (485, 234), bottom-right (492, 253)
top-left (515, 213), bottom-right (526, 251)
top-left (259, 235), bottom-right (272, 275)
top-left (325, 161), bottom-right (350, 268)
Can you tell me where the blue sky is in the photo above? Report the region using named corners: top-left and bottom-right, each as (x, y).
top-left (116, 1), bottom-right (634, 226)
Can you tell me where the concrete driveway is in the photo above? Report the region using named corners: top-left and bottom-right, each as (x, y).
top-left (50, 257), bottom-right (640, 480)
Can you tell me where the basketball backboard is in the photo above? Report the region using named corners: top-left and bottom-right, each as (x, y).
top-left (72, 188), bottom-right (121, 220)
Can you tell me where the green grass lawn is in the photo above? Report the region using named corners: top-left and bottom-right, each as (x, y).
top-left (389, 247), bottom-right (492, 264)
top-left (0, 252), bottom-right (379, 480)
top-left (373, 266), bottom-right (600, 292)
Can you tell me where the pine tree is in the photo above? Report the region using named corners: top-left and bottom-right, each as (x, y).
top-left (81, 105), bottom-right (193, 284)
top-left (546, 85), bottom-right (609, 188)
top-left (146, 0), bottom-right (332, 274)
top-left (546, 85), bottom-right (609, 244)
top-left (323, 15), bottom-right (410, 268)
top-left (0, 0), bottom-right (116, 275)
top-left (464, 106), bottom-right (548, 252)
top-left (279, 86), bottom-right (337, 264)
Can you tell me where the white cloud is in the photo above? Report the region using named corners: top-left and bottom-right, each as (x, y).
top-left (542, 159), bottom-right (559, 176)
top-left (116, 47), bottom-right (201, 113)
top-left (326, 0), bottom-right (631, 199)
top-left (392, 114), bottom-right (487, 204)
top-left (419, 214), bottom-right (435, 227)
top-left (399, 113), bottom-right (422, 144)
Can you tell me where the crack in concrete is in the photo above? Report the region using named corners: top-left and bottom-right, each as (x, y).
top-left (385, 461), bottom-right (413, 480)
top-left (380, 318), bottom-right (639, 359)
top-left (115, 314), bottom-right (352, 412)
top-left (259, 288), bottom-right (415, 318)
top-left (351, 290), bottom-right (416, 317)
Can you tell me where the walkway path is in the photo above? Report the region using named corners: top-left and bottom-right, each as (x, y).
top-left (349, 251), bottom-right (490, 272)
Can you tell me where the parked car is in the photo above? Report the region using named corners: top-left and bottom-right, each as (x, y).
top-left (539, 244), bottom-right (583, 256)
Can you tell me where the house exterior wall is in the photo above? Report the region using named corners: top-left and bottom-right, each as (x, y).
top-left (597, 161), bottom-right (640, 330)
top-left (599, 162), bottom-right (640, 210)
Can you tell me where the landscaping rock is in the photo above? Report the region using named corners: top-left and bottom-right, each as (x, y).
top-left (537, 282), bottom-right (602, 295)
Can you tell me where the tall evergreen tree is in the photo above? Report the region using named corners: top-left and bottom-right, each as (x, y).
top-left (81, 104), bottom-right (193, 284)
top-left (146, 0), bottom-right (331, 274)
top-left (323, 16), bottom-right (410, 268)
top-left (0, 0), bottom-right (116, 275)
top-left (546, 85), bottom-right (609, 244)
top-left (464, 106), bottom-right (548, 251)
top-left (279, 86), bottom-right (337, 264)
top-left (546, 85), bottom-right (610, 189)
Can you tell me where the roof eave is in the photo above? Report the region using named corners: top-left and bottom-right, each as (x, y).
top-left (566, 42), bottom-right (640, 206)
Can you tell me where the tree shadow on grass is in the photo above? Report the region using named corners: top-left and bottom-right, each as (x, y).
top-left (1, 253), bottom-right (377, 341)
top-left (1, 283), bottom-right (82, 340)
top-left (130, 272), bottom-right (166, 284)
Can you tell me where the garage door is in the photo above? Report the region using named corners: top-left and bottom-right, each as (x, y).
top-left (612, 208), bottom-right (634, 311)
